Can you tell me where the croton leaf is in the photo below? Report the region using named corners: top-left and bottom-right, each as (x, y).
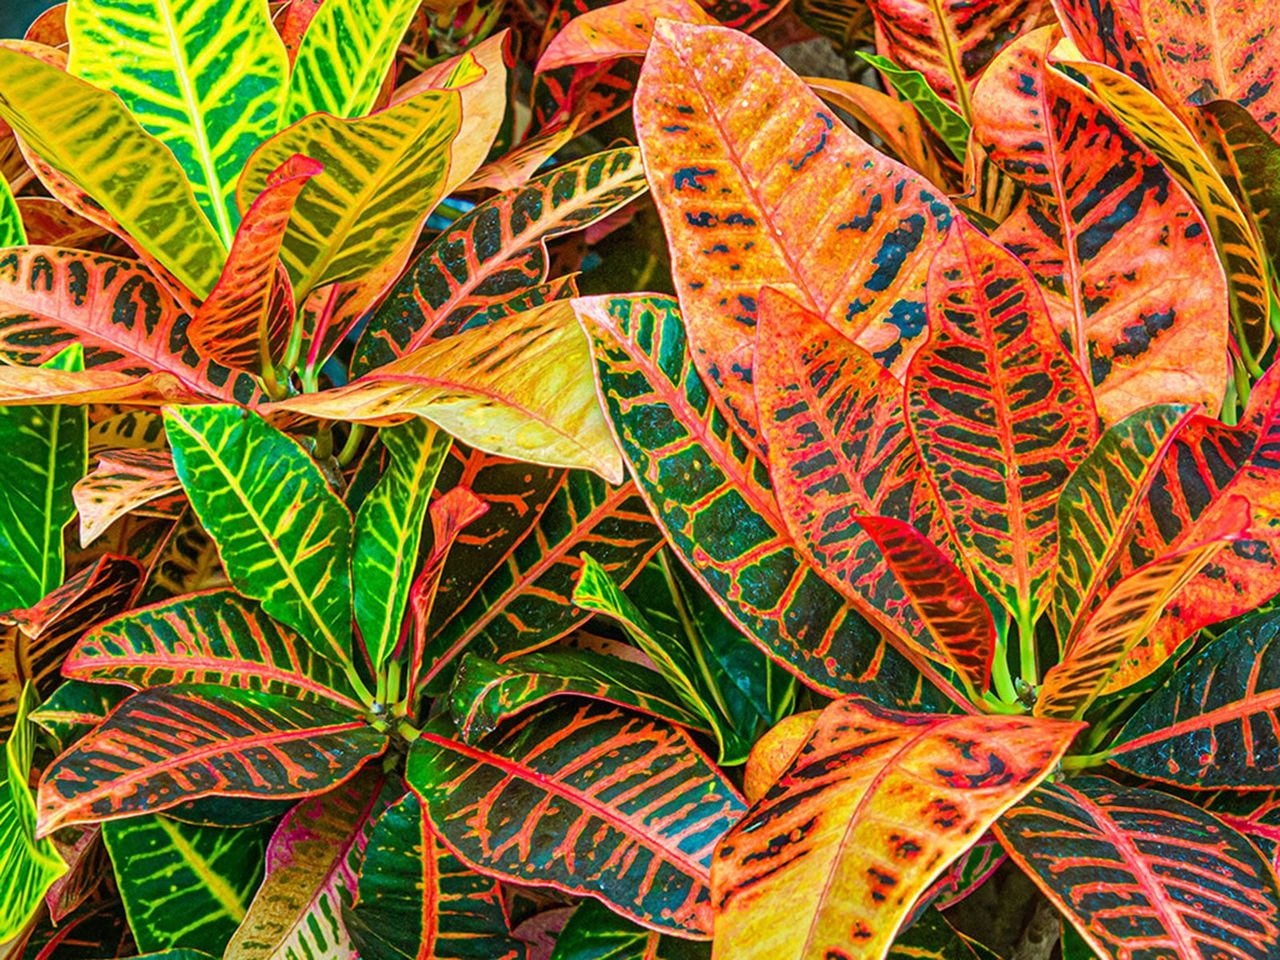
top-left (0, 344), bottom-right (85, 611)
top-left (857, 52), bottom-right (970, 161)
top-left (224, 771), bottom-right (390, 960)
top-left (36, 684), bottom-right (387, 835)
top-left (578, 292), bottom-right (966, 709)
top-left (753, 287), bottom-right (954, 672)
top-left (187, 154), bottom-right (322, 375)
top-left (271, 301), bottom-right (625, 483)
top-left (1036, 497), bottom-right (1251, 719)
top-left (353, 147), bottom-right (647, 375)
top-left (1047, 39), bottom-right (1273, 367)
top-left (537, 0), bottom-right (715, 70)
top-left (449, 648), bottom-right (710, 744)
top-left (346, 788), bottom-right (527, 960)
top-left (906, 218), bottom-right (1097, 626)
top-left (0, 47), bottom-right (225, 299)
top-left (863, 0), bottom-right (1053, 117)
top-left (103, 812), bottom-right (270, 954)
top-left (0, 364), bottom-right (204, 407)
top-left (0, 165), bottom-right (23, 247)
top-left (972, 27), bottom-right (1231, 418)
top-left (1197, 99), bottom-right (1280, 276)
top-left (887, 906), bottom-right (1000, 960)
top-left (549, 898), bottom-right (708, 960)
top-left (1110, 609), bottom-right (1280, 788)
top-left (236, 88), bottom-right (460, 307)
top-left (29, 679), bottom-right (129, 754)
top-left (63, 589), bottom-right (363, 711)
top-left (711, 697), bottom-right (1081, 960)
top-left (1050, 403), bottom-right (1195, 649)
top-left (994, 776), bottom-right (1280, 960)
top-left (409, 701), bottom-right (746, 937)
top-left (421, 470), bottom-right (660, 690)
top-left (635, 20), bottom-right (955, 446)
top-left (354, 420), bottom-right (451, 672)
top-left (0, 247), bottom-right (259, 403)
top-left (66, 0), bottom-right (289, 246)
top-left (165, 405), bottom-right (357, 678)
top-left (0, 685), bottom-right (66, 943)
top-left (73, 448), bottom-right (182, 547)
top-left (285, 0), bottom-right (423, 123)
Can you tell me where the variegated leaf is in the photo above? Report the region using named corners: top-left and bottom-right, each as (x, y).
top-left (74, 448), bottom-right (182, 546)
top-left (353, 148), bottom-right (647, 375)
top-left (64, 588), bottom-right (363, 710)
top-left (578, 292), bottom-right (968, 710)
top-left (408, 701), bottom-right (747, 937)
top-left (537, 0), bottom-right (714, 71)
top-left (906, 219), bottom-right (1097, 626)
top-left (972, 27), bottom-right (1232, 417)
top-left (995, 776), bottom-right (1280, 960)
top-left (712, 697), bottom-right (1080, 960)
top-left (635, 20), bottom-right (955, 444)
top-left (66, 0), bottom-right (289, 245)
top-left (36, 684), bottom-right (386, 835)
top-left (165, 406), bottom-right (358, 680)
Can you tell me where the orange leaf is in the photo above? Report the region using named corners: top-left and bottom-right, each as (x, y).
top-left (712, 697), bottom-right (1082, 960)
top-left (537, 0), bottom-right (714, 72)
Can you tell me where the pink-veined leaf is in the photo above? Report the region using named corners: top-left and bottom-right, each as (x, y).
top-left (906, 218), bottom-right (1098, 626)
top-left (73, 448), bottom-right (182, 547)
top-left (537, 0), bottom-right (714, 71)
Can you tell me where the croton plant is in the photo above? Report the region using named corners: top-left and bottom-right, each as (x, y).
top-left (0, 0), bottom-right (1277, 958)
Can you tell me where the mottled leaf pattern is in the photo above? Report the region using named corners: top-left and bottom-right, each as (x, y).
top-left (74, 448), bottom-right (182, 547)
top-left (635, 20), bottom-right (955, 444)
top-left (37, 685), bottom-right (386, 834)
top-left (408, 701), bottom-right (746, 936)
top-left (906, 219), bottom-right (1097, 624)
top-left (711, 696), bottom-right (1080, 960)
top-left (995, 776), bottom-right (1280, 960)
top-left (165, 406), bottom-right (357, 677)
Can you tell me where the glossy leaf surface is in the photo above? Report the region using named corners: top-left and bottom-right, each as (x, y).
top-left (225, 772), bottom-right (388, 960)
top-left (409, 701), bottom-right (746, 937)
top-left (165, 406), bottom-right (356, 675)
top-left (712, 696), bottom-right (1080, 960)
top-left (995, 776), bottom-right (1280, 960)
top-left (972, 28), bottom-right (1230, 418)
top-left (354, 420), bottom-right (450, 671)
top-left (578, 292), bottom-right (962, 709)
top-left (37, 684), bottom-right (386, 834)
top-left (906, 219), bottom-right (1097, 624)
top-left (858, 52), bottom-right (970, 160)
top-left (354, 148), bottom-right (647, 375)
top-left (538, 0), bottom-right (714, 70)
top-left (66, 0), bottom-right (289, 244)
top-left (550, 898), bottom-right (708, 960)
top-left (0, 47), bottom-right (225, 298)
top-left (347, 788), bottom-right (527, 960)
top-left (236, 88), bottom-right (460, 303)
top-left (1111, 609), bottom-right (1280, 788)
top-left (73, 448), bottom-right (182, 547)
top-left (272, 301), bottom-right (625, 483)
top-left (635, 21), bottom-right (955, 443)
top-left (0, 247), bottom-right (257, 402)
top-left (64, 589), bottom-right (362, 710)
top-left (103, 813), bottom-right (269, 953)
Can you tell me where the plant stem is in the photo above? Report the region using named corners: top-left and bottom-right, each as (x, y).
top-left (337, 423), bottom-right (367, 466)
top-left (990, 619), bottom-right (1018, 705)
top-left (1017, 606), bottom-right (1038, 689)
top-left (1060, 749), bottom-right (1112, 772)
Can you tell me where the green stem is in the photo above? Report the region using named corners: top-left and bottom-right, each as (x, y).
top-left (344, 662), bottom-right (374, 707)
top-left (1017, 606), bottom-right (1038, 689)
top-left (990, 619), bottom-right (1017, 705)
top-left (313, 424), bottom-right (333, 460)
top-left (979, 692), bottom-right (1026, 715)
top-left (1060, 749), bottom-right (1112, 772)
top-left (337, 423), bottom-right (367, 467)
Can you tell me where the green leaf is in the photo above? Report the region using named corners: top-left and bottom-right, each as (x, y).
top-left (858, 52), bottom-right (970, 161)
top-left (226, 771), bottom-right (392, 960)
top-left (0, 46), bottom-right (226, 299)
top-left (66, 0), bottom-right (289, 245)
top-left (64, 589), bottom-right (363, 710)
top-left (104, 812), bottom-right (270, 954)
top-left (0, 685), bottom-right (66, 942)
top-left (37, 684), bottom-right (387, 834)
top-left (29, 678), bottom-right (130, 753)
top-left (354, 420), bottom-right (451, 671)
top-left (888, 907), bottom-right (1001, 960)
top-left (285, 0), bottom-right (423, 123)
top-left (0, 171), bottom-right (24, 247)
top-left (236, 88), bottom-right (461, 304)
top-left (164, 406), bottom-right (357, 678)
top-left (549, 898), bottom-right (709, 960)
top-left (347, 788), bottom-right (527, 960)
top-left (420, 471), bottom-right (661, 691)
top-left (0, 346), bottom-right (86, 611)
top-left (448, 648), bottom-right (711, 743)
top-left (408, 701), bottom-right (746, 937)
